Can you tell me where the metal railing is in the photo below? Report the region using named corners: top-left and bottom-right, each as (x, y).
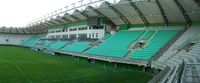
top-left (181, 63), bottom-right (200, 83)
top-left (178, 32), bottom-right (200, 50)
top-left (176, 61), bottom-right (185, 83)
top-left (148, 66), bottom-right (170, 83)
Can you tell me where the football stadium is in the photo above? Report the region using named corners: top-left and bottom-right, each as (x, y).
top-left (0, 0), bottom-right (200, 83)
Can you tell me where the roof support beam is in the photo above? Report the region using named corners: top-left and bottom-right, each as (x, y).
top-left (43, 20), bottom-right (52, 26)
top-left (129, 0), bottom-right (149, 25)
top-left (28, 27), bottom-right (34, 32)
top-left (57, 18), bottom-right (68, 23)
top-left (30, 27), bottom-right (39, 34)
top-left (39, 24), bottom-right (47, 28)
top-left (156, 0), bottom-right (169, 25)
top-left (49, 18), bottom-right (60, 25)
top-left (2, 27), bottom-right (4, 33)
top-left (174, 0), bottom-right (191, 25)
top-left (54, 19), bottom-right (64, 24)
top-left (42, 28), bottom-right (47, 33)
top-left (34, 25), bottom-right (45, 33)
top-left (88, 6), bottom-right (116, 28)
top-left (32, 28), bottom-right (37, 33)
top-left (18, 28), bottom-right (22, 34)
top-left (105, 2), bottom-right (130, 24)
top-left (21, 28), bottom-right (26, 34)
top-left (65, 13), bottom-right (81, 21)
top-left (40, 23), bottom-right (49, 27)
top-left (61, 17), bottom-right (71, 22)
top-left (88, 6), bottom-right (107, 18)
top-left (35, 25), bottom-right (46, 33)
top-left (75, 10), bottom-right (89, 18)
top-left (35, 28), bottom-right (43, 33)
top-left (25, 28), bottom-right (34, 33)
top-left (0, 28), bottom-right (2, 33)
top-left (16, 28), bottom-right (19, 34)
top-left (44, 22), bottom-right (53, 26)
top-left (193, 0), bottom-right (200, 8)
top-left (31, 27), bottom-right (39, 33)
top-left (47, 21), bottom-right (57, 25)
top-left (9, 28), bottom-right (12, 33)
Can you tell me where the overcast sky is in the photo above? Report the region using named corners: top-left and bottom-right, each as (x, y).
top-left (0, 0), bottom-right (83, 27)
top-left (0, 0), bottom-right (119, 27)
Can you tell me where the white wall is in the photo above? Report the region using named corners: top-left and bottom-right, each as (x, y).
top-left (46, 25), bottom-right (105, 39)
top-left (0, 34), bottom-right (33, 45)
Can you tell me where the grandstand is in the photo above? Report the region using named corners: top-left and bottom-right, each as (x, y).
top-left (21, 34), bottom-right (44, 47)
top-left (62, 41), bottom-right (91, 52)
top-left (48, 40), bottom-right (68, 49)
top-left (85, 30), bottom-right (144, 58)
top-left (130, 30), bottom-right (179, 60)
top-left (0, 0), bottom-right (200, 83)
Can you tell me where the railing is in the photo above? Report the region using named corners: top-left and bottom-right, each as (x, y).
top-left (149, 60), bottom-right (184, 83)
top-left (151, 26), bottom-right (188, 61)
top-left (53, 49), bottom-right (150, 66)
top-left (176, 60), bottom-right (185, 83)
top-left (89, 40), bottom-right (102, 47)
top-left (148, 66), bottom-right (170, 83)
top-left (181, 63), bottom-right (200, 83)
top-left (178, 32), bottom-right (200, 50)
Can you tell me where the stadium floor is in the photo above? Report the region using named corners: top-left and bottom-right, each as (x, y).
top-left (0, 46), bottom-right (152, 83)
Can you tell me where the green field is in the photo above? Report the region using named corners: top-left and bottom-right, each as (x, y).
top-left (0, 46), bottom-right (152, 83)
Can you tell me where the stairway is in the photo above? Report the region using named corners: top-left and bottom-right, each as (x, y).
top-left (150, 26), bottom-right (200, 83)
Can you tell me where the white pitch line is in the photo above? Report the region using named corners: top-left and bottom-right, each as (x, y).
top-left (13, 63), bottom-right (33, 83)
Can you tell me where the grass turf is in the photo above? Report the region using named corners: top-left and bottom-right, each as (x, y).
top-left (0, 46), bottom-right (153, 83)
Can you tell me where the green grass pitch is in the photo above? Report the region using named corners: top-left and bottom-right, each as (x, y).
top-left (0, 46), bottom-right (152, 83)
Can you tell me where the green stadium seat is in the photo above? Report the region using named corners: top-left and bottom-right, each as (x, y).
top-left (102, 34), bottom-right (112, 40)
top-left (85, 30), bottom-right (145, 58)
top-left (141, 31), bottom-right (155, 40)
top-left (21, 34), bottom-right (44, 46)
top-left (33, 40), bottom-right (53, 48)
top-left (48, 40), bottom-right (67, 49)
top-left (130, 30), bottom-right (180, 60)
top-left (61, 41), bottom-right (90, 52)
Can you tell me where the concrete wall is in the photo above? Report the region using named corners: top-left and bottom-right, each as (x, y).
top-left (0, 34), bottom-right (33, 45)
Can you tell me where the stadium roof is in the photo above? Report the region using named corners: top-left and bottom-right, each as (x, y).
top-left (30, 0), bottom-right (200, 28)
top-left (1, 0), bottom-right (200, 33)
